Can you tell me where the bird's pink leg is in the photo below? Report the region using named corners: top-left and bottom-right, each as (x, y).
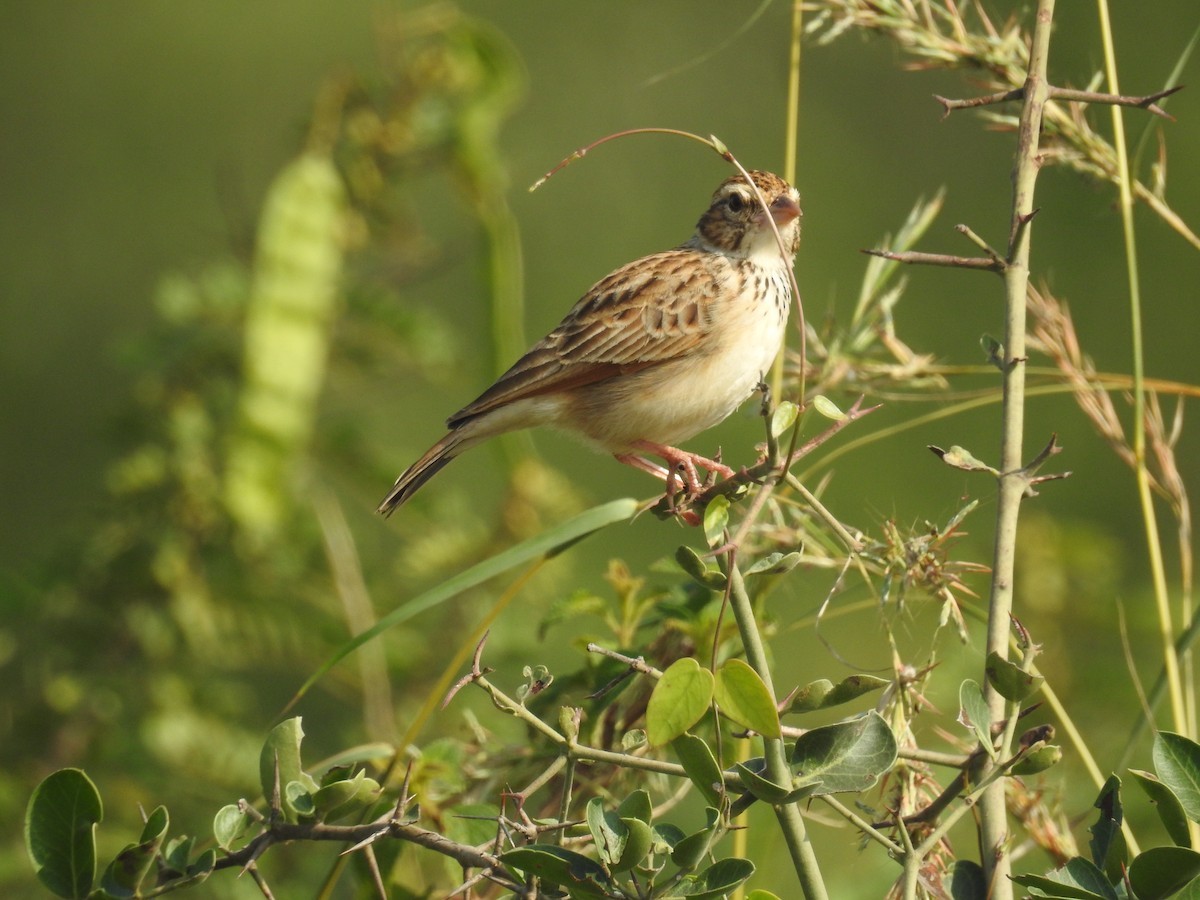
top-left (613, 453), bottom-right (671, 482)
top-left (628, 440), bottom-right (734, 493)
top-left (612, 451), bottom-right (697, 525)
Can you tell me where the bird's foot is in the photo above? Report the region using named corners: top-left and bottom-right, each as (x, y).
top-left (616, 442), bottom-right (734, 526)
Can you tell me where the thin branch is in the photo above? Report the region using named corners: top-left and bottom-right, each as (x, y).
top-left (863, 248), bottom-right (1004, 273)
top-left (935, 83), bottom-right (1182, 120)
top-left (214, 818), bottom-right (508, 876)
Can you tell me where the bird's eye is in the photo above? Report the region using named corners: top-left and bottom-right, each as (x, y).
top-left (726, 192), bottom-right (747, 213)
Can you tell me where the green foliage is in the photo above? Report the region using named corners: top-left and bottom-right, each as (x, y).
top-left (10, 1), bottom-right (1200, 898)
top-left (26, 770), bottom-right (102, 899)
top-left (1012, 734), bottom-right (1200, 899)
top-left (646, 658), bottom-right (715, 747)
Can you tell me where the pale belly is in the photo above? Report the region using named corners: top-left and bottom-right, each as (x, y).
top-left (563, 286), bottom-right (788, 450)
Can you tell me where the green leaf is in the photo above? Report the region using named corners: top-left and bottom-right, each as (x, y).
top-left (746, 892), bottom-right (783, 900)
top-left (651, 822), bottom-right (687, 856)
top-left (162, 835), bottom-right (194, 874)
top-left (311, 771), bottom-right (382, 822)
top-left (959, 679), bottom-right (995, 759)
top-left (500, 845), bottom-right (611, 898)
top-left (1154, 731), bottom-right (1200, 822)
top-left (1011, 857), bottom-right (1117, 899)
top-left (1012, 745), bottom-right (1062, 775)
top-left (1175, 873), bottom-right (1200, 900)
top-left (285, 781), bottom-right (315, 818)
top-left (1087, 776), bottom-right (1125, 880)
top-left (1131, 768), bottom-right (1192, 847)
top-left (703, 495), bottom-right (729, 547)
top-left (985, 651), bottom-right (1044, 702)
top-left (981, 334), bottom-right (1004, 368)
top-left (184, 849), bottom-right (216, 882)
top-left (616, 790), bottom-right (652, 825)
top-left (930, 445), bottom-right (998, 475)
top-left (811, 394), bottom-right (845, 421)
top-left (614, 817), bottom-right (653, 872)
top-left (675, 545), bottom-right (727, 590)
top-left (733, 759), bottom-right (793, 803)
top-left (671, 857), bottom-right (755, 898)
top-left (942, 860), bottom-right (987, 899)
top-left (259, 718), bottom-right (317, 822)
top-left (714, 659), bottom-right (781, 739)
top-left (790, 711), bottom-right (898, 795)
top-left (26, 768), bottom-right (103, 899)
top-left (312, 742), bottom-right (396, 772)
top-left (1128, 847), bottom-right (1200, 899)
top-left (99, 805), bottom-right (167, 896)
top-left (289, 498), bottom-right (639, 706)
top-left (742, 551), bottom-right (803, 577)
top-left (213, 805), bottom-right (251, 852)
top-left (770, 401), bottom-right (799, 438)
top-left (585, 797), bottom-right (627, 868)
top-left (787, 675), bottom-right (889, 713)
top-left (647, 658), bottom-right (714, 747)
top-left (670, 811), bottom-right (720, 872)
top-left (672, 733), bottom-right (724, 807)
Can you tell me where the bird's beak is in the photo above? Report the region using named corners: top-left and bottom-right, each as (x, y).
top-left (769, 194), bottom-right (802, 227)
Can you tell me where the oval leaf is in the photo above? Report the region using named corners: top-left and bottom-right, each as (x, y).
top-left (703, 496), bottom-right (729, 548)
top-left (672, 733), bottom-right (724, 807)
top-left (1130, 769), bottom-right (1192, 848)
top-left (743, 551), bottom-right (803, 578)
top-left (733, 759), bottom-right (792, 803)
top-left (791, 711), bottom-right (898, 795)
top-left (985, 651), bottom-right (1043, 702)
top-left (500, 845), bottom-right (611, 897)
top-left (213, 805), bottom-right (251, 852)
top-left (679, 857), bottom-right (756, 899)
top-left (100, 805), bottom-right (168, 895)
top-left (616, 789), bottom-right (653, 825)
top-left (586, 797), bottom-right (627, 868)
top-left (958, 679), bottom-right (995, 759)
top-left (1011, 857), bottom-right (1117, 899)
top-left (260, 718), bottom-right (317, 822)
top-left (788, 675), bottom-right (888, 714)
top-left (675, 545), bottom-right (727, 590)
top-left (811, 394), bottom-right (846, 421)
top-left (1012, 745), bottom-right (1062, 775)
top-left (1153, 731), bottom-right (1200, 822)
top-left (671, 827), bottom-right (716, 872)
top-left (770, 401), bottom-right (799, 438)
top-left (614, 817), bottom-right (654, 872)
top-left (942, 859), bottom-right (987, 900)
top-left (714, 659), bottom-right (781, 739)
top-left (26, 768), bottom-right (102, 899)
top-left (647, 659), bottom-right (714, 747)
top-left (1128, 846), bottom-right (1200, 900)
top-left (312, 772), bottom-right (382, 822)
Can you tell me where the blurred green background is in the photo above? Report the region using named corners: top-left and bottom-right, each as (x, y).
top-left (2, 1), bottom-right (1198, 896)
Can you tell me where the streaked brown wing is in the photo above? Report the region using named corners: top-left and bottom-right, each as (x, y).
top-left (447, 248), bottom-right (721, 427)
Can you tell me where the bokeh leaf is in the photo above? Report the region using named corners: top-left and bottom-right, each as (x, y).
top-left (25, 769), bottom-right (103, 899)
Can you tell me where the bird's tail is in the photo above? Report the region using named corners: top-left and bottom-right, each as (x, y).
top-left (376, 432), bottom-right (462, 517)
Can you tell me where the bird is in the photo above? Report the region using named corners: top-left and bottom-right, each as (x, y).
top-left (377, 169), bottom-right (802, 517)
